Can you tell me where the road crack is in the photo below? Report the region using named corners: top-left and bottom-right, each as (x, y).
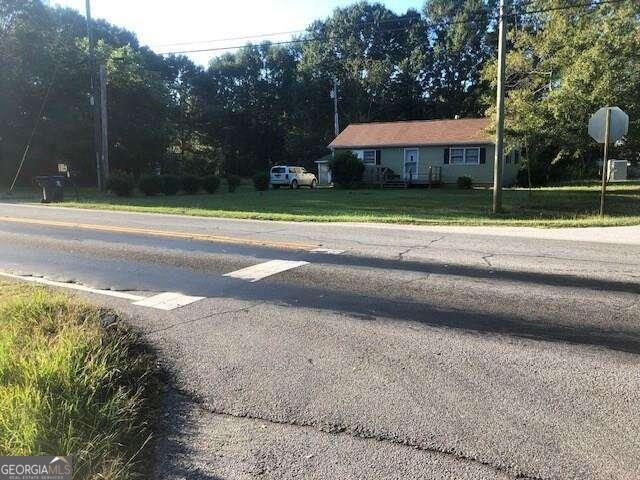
top-left (482, 253), bottom-right (495, 267)
top-left (167, 386), bottom-right (546, 480)
top-left (427, 234), bottom-right (447, 247)
top-left (147, 302), bottom-right (265, 335)
top-left (397, 236), bottom-right (447, 261)
top-left (397, 246), bottom-right (414, 261)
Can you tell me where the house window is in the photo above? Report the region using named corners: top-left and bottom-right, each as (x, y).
top-left (465, 148), bottom-right (480, 164)
top-left (450, 148), bottom-right (465, 164)
top-left (450, 147), bottom-right (480, 165)
top-left (351, 150), bottom-right (377, 165)
top-left (362, 150), bottom-right (376, 165)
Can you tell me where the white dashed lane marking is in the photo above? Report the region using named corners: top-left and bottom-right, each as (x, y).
top-left (132, 292), bottom-right (204, 310)
top-left (2, 253), bottom-right (322, 306)
top-left (223, 260), bottom-right (309, 282)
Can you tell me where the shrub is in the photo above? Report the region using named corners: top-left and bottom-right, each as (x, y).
top-left (457, 175), bottom-right (473, 189)
top-left (138, 174), bottom-right (162, 196)
top-left (181, 175), bottom-right (201, 194)
top-left (253, 171), bottom-right (269, 191)
top-left (329, 152), bottom-right (365, 188)
top-left (226, 174), bottom-right (241, 192)
top-left (160, 175), bottom-right (180, 195)
top-left (106, 172), bottom-right (134, 197)
top-left (202, 175), bottom-right (221, 194)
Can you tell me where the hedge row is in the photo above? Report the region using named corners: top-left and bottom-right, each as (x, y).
top-left (106, 173), bottom-right (241, 197)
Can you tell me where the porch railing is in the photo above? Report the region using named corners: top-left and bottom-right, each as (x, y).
top-left (406, 166), bottom-right (442, 185)
top-left (362, 165), bottom-right (442, 187)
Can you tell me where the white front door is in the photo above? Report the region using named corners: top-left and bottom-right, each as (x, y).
top-left (404, 149), bottom-right (418, 180)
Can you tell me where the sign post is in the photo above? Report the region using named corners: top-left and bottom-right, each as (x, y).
top-left (588, 106), bottom-right (629, 217)
top-left (599, 108), bottom-right (611, 217)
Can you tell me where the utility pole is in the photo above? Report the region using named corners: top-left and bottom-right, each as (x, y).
top-left (331, 78), bottom-right (340, 136)
top-left (85, 0), bottom-right (103, 190)
top-left (599, 107), bottom-right (611, 217)
top-left (99, 64), bottom-right (109, 180)
top-left (492, 0), bottom-right (507, 214)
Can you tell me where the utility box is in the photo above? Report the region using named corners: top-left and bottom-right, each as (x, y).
top-left (315, 160), bottom-right (332, 185)
top-left (608, 159), bottom-right (628, 181)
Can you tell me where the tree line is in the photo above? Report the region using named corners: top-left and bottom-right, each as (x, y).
top-left (1, 0), bottom-right (638, 187)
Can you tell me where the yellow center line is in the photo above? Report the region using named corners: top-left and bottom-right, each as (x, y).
top-left (0, 216), bottom-right (318, 251)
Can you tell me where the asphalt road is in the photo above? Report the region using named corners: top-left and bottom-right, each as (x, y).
top-left (0, 203), bottom-right (638, 480)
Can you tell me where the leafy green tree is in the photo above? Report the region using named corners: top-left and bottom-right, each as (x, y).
top-left (483, 0), bottom-right (640, 182)
top-left (102, 44), bottom-right (173, 176)
top-left (4, 0), bottom-right (636, 186)
top-left (164, 55), bottom-right (217, 175)
top-left (200, 42), bottom-right (300, 175)
top-left (300, 2), bottom-right (426, 124)
top-left (0, 2), bottom-right (176, 184)
top-left (422, 0), bottom-right (496, 117)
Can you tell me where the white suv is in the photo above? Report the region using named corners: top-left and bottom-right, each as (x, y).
top-left (270, 166), bottom-right (317, 189)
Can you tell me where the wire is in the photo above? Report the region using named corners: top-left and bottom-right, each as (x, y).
top-left (150, 12), bottom-right (430, 49)
top-left (158, 37), bottom-right (305, 55)
top-left (8, 17), bottom-right (67, 194)
top-left (156, 4), bottom-right (505, 55)
top-left (149, 28), bottom-right (308, 48)
top-left (8, 58), bottom-right (61, 193)
top-left (158, 28), bottom-right (420, 55)
top-left (518, 0), bottom-right (628, 15)
top-left (157, 11), bottom-right (496, 55)
top-left (156, 0), bottom-right (630, 55)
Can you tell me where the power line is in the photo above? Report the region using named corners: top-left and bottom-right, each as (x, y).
top-left (517, 0), bottom-right (628, 15)
top-left (157, 0), bottom-right (626, 56)
top-left (157, 0), bottom-right (632, 56)
top-left (158, 37), bottom-right (307, 56)
top-left (151, 13), bottom-right (427, 50)
top-left (157, 12), bottom-right (495, 56)
top-left (157, 24), bottom-right (427, 56)
top-left (160, 0), bottom-right (557, 54)
top-left (153, 0), bottom-right (536, 54)
top-left (150, 28), bottom-right (308, 48)
top-left (156, 6), bottom-right (503, 55)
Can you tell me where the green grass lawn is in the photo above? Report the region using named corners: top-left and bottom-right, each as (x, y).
top-left (0, 282), bottom-right (159, 479)
top-left (8, 181), bottom-right (640, 227)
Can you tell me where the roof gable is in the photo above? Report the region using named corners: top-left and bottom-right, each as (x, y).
top-left (328, 118), bottom-right (493, 148)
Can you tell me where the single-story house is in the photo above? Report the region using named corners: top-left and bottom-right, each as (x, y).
top-left (328, 117), bottom-right (520, 186)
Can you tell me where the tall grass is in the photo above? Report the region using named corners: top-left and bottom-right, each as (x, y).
top-left (0, 283), bottom-right (159, 479)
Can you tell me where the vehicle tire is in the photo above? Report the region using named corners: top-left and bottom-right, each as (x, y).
top-left (272, 184), bottom-right (280, 190)
top-left (291, 179), bottom-right (298, 189)
top-left (310, 179), bottom-right (317, 189)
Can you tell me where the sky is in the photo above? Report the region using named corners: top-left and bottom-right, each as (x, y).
top-left (50, 0), bottom-right (424, 66)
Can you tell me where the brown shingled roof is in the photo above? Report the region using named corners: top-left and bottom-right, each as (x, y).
top-left (328, 118), bottom-right (493, 148)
